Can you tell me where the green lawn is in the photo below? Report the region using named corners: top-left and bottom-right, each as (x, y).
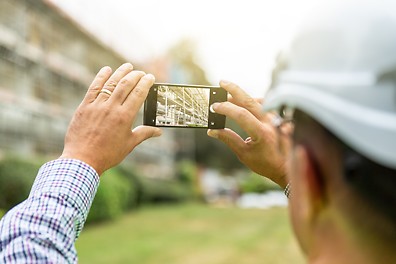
top-left (76, 203), bottom-right (305, 264)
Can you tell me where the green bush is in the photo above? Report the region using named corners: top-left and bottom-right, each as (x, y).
top-left (0, 155), bottom-right (199, 225)
top-left (0, 156), bottom-right (41, 210)
top-left (86, 168), bottom-right (133, 224)
top-left (176, 159), bottom-right (202, 200)
top-left (138, 177), bottom-right (191, 203)
top-left (113, 165), bottom-right (140, 209)
top-left (176, 159), bottom-right (197, 184)
top-left (85, 163), bottom-right (196, 224)
top-left (240, 172), bottom-right (281, 194)
top-left (117, 162), bottom-right (197, 206)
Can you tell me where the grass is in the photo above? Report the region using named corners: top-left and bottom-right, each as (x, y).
top-left (76, 203), bottom-right (305, 264)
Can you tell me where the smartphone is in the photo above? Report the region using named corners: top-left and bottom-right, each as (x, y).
top-left (144, 83), bottom-right (227, 129)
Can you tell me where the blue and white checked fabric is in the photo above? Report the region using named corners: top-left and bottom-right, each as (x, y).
top-left (0, 159), bottom-right (99, 263)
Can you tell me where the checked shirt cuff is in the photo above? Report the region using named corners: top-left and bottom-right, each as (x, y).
top-left (29, 159), bottom-right (100, 238)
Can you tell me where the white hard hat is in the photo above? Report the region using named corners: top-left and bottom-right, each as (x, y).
top-left (264, 0), bottom-right (396, 169)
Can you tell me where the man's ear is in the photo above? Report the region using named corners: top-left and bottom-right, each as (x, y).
top-left (289, 144), bottom-right (327, 254)
top-left (293, 145), bottom-right (326, 217)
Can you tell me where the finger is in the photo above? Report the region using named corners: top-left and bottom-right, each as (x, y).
top-left (130, 126), bottom-right (162, 148)
top-left (228, 95), bottom-right (270, 123)
top-left (82, 66), bottom-right (112, 104)
top-left (207, 128), bottom-right (246, 156)
top-left (211, 101), bottom-right (264, 140)
top-left (220, 80), bottom-right (265, 120)
top-left (255, 98), bottom-right (264, 105)
top-left (109, 70), bottom-right (146, 105)
top-left (96, 63), bottom-right (134, 102)
top-left (229, 95), bottom-right (264, 105)
top-left (123, 74), bottom-right (155, 115)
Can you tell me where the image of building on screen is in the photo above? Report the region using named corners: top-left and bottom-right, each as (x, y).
top-left (156, 85), bottom-right (209, 127)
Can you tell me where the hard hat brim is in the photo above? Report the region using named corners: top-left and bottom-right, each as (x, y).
top-left (263, 83), bottom-right (396, 170)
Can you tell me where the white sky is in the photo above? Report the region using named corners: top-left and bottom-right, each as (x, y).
top-left (49, 0), bottom-right (328, 97)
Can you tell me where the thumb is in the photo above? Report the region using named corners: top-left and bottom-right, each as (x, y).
top-left (130, 125), bottom-right (162, 148)
top-left (207, 128), bottom-right (245, 155)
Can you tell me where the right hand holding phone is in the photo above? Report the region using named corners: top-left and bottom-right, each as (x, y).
top-left (207, 80), bottom-right (288, 188)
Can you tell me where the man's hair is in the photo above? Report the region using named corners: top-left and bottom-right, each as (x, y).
top-left (292, 109), bottom-right (396, 243)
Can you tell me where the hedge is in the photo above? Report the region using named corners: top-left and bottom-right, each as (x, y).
top-left (0, 156), bottom-right (41, 211)
top-left (86, 168), bottom-right (133, 224)
top-left (117, 162), bottom-right (197, 205)
top-left (175, 159), bottom-right (202, 200)
top-left (138, 177), bottom-right (190, 203)
top-left (0, 156), bottom-right (199, 224)
top-left (114, 165), bottom-right (142, 208)
top-left (86, 164), bottom-right (198, 223)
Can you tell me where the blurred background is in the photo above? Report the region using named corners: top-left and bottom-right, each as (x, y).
top-left (0, 0), bottom-right (332, 263)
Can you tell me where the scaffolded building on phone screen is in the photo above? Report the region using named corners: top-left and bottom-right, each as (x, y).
top-left (156, 85), bottom-right (209, 127)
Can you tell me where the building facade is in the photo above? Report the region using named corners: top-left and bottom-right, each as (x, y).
top-left (0, 0), bottom-right (176, 178)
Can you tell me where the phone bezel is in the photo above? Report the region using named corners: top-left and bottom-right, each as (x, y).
top-left (143, 83), bottom-right (227, 129)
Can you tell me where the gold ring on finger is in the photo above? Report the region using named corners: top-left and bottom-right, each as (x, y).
top-left (100, 88), bottom-right (113, 96)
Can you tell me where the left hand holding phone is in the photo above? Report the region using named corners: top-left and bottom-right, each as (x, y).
top-left (59, 63), bottom-right (162, 175)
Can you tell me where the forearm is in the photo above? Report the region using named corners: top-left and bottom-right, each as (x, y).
top-left (0, 159), bottom-right (99, 263)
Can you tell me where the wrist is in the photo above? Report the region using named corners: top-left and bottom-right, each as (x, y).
top-left (59, 153), bottom-right (104, 176)
top-left (271, 170), bottom-right (288, 189)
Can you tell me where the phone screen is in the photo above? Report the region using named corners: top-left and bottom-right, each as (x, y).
top-left (144, 83), bottom-right (227, 129)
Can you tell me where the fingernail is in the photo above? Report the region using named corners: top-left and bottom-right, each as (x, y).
top-left (153, 128), bottom-right (162, 137)
top-left (145, 74), bottom-right (155, 80)
top-left (122, 62), bottom-right (133, 69)
top-left (100, 66), bottom-right (112, 74)
top-left (207, 129), bottom-right (219, 139)
top-left (211, 102), bottom-right (220, 112)
top-left (220, 80), bottom-right (230, 85)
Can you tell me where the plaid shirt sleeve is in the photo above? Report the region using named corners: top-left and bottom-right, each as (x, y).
top-left (0, 159), bottom-right (100, 263)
